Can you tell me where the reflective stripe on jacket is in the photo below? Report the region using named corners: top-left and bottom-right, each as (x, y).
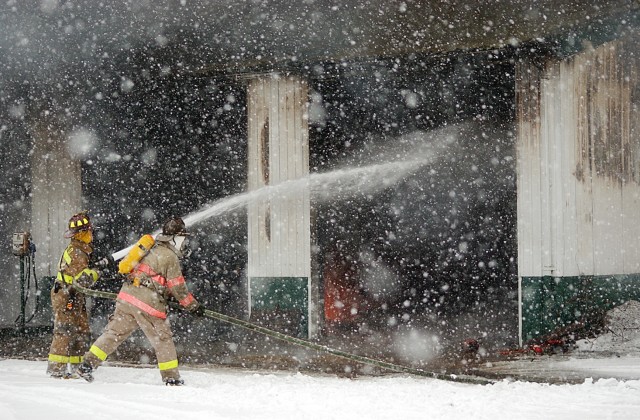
top-left (118, 239), bottom-right (198, 317)
top-left (117, 291), bottom-right (167, 319)
top-left (56, 239), bottom-right (98, 287)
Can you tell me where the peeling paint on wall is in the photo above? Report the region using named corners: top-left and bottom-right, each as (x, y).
top-left (517, 31), bottom-right (640, 279)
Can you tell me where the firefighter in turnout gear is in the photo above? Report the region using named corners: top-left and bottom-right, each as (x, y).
top-left (77, 217), bottom-right (205, 386)
top-left (47, 211), bottom-right (108, 379)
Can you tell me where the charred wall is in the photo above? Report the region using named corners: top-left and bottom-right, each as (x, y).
top-left (308, 52), bottom-right (518, 346)
top-left (76, 64), bottom-right (250, 323)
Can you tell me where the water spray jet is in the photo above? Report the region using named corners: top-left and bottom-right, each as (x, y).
top-left (111, 157), bottom-right (432, 261)
top-left (111, 126), bottom-right (460, 261)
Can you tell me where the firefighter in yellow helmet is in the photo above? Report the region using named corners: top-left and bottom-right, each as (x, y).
top-left (77, 216), bottom-right (205, 386)
top-left (47, 211), bottom-right (109, 379)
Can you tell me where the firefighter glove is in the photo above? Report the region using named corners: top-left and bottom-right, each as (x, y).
top-left (93, 254), bottom-right (114, 269)
top-left (191, 303), bottom-right (205, 317)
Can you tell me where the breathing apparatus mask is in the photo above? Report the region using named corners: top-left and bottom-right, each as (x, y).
top-left (161, 217), bottom-right (191, 258)
top-left (172, 234), bottom-right (191, 258)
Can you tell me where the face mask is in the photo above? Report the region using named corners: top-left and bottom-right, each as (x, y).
top-left (75, 229), bottom-right (93, 244)
top-left (172, 235), bottom-right (191, 258)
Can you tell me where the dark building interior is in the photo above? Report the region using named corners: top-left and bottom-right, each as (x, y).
top-left (53, 49), bottom-right (520, 358)
top-left (1, 35), bottom-right (518, 363)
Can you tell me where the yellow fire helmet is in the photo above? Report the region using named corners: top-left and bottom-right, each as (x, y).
top-left (64, 211), bottom-right (93, 238)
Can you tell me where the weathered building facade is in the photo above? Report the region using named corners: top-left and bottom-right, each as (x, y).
top-left (517, 32), bottom-right (640, 341)
top-left (1, 1), bottom-right (639, 347)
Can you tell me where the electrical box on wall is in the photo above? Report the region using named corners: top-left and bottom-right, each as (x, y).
top-left (12, 232), bottom-right (31, 256)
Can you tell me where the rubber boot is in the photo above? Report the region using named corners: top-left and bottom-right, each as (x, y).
top-left (77, 362), bottom-right (94, 383)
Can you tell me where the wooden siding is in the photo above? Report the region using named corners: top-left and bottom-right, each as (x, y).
top-left (516, 34), bottom-right (640, 279)
top-left (247, 75), bottom-right (310, 279)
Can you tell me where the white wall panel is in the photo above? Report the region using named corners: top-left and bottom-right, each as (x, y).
top-left (516, 61), bottom-right (543, 277)
top-left (517, 36), bottom-right (640, 278)
top-left (247, 75), bottom-right (310, 279)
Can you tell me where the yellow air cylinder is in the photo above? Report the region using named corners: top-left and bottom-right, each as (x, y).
top-left (118, 234), bottom-right (155, 274)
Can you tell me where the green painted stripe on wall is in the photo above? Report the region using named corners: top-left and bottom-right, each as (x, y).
top-left (250, 277), bottom-right (309, 336)
top-left (521, 274), bottom-right (640, 341)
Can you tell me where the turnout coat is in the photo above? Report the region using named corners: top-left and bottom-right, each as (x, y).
top-left (118, 236), bottom-right (199, 317)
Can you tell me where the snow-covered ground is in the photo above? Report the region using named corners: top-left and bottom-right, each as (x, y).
top-left (0, 358), bottom-right (638, 420)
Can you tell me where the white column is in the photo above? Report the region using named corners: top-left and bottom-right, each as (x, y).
top-left (247, 74), bottom-right (315, 337)
top-left (30, 114), bottom-right (83, 278)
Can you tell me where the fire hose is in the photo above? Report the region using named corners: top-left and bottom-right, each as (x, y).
top-left (74, 284), bottom-right (495, 385)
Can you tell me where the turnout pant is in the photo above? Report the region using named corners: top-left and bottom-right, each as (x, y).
top-left (47, 283), bottom-right (91, 376)
top-left (84, 300), bottom-right (181, 381)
